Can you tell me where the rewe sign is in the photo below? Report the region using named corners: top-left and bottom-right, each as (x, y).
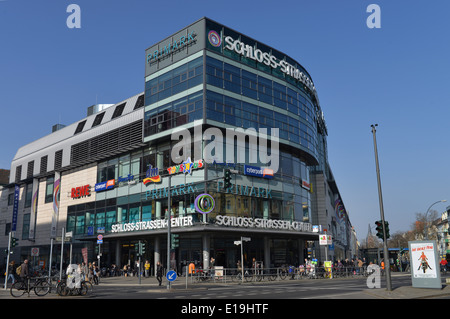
top-left (71, 185), bottom-right (91, 199)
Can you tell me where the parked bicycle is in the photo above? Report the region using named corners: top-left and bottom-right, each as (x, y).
top-left (10, 276), bottom-right (51, 297)
top-left (232, 268), bottom-right (253, 282)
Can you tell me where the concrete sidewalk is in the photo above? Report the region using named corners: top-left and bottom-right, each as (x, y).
top-left (364, 284), bottom-right (450, 299)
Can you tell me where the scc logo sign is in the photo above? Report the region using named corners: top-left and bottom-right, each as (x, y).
top-left (194, 193), bottom-right (215, 214)
top-left (208, 30), bottom-right (221, 47)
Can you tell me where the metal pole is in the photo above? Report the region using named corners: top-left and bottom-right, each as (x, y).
top-left (48, 238), bottom-right (53, 278)
top-left (371, 124), bottom-right (392, 291)
top-left (138, 240), bottom-right (141, 285)
top-left (167, 174), bottom-right (172, 289)
top-left (241, 237), bottom-right (244, 284)
top-left (59, 227), bottom-right (64, 281)
top-left (69, 243), bottom-right (72, 266)
top-left (4, 232), bottom-right (11, 290)
top-left (424, 200), bottom-right (446, 240)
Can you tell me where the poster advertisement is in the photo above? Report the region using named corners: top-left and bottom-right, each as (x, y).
top-left (409, 240), bottom-right (442, 289)
top-left (410, 242), bottom-right (437, 278)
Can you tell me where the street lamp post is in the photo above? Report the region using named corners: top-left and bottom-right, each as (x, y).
top-left (371, 124), bottom-right (392, 291)
top-left (424, 200), bottom-right (447, 240)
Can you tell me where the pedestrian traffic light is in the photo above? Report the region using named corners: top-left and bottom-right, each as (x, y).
top-left (171, 234), bottom-right (179, 249)
top-left (224, 169), bottom-right (232, 189)
top-left (384, 221), bottom-right (390, 239)
top-left (375, 220), bottom-right (384, 240)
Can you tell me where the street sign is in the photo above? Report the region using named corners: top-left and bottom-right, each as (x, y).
top-left (97, 234), bottom-right (103, 244)
top-left (31, 247), bottom-right (39, 257)
top-left (242, 237), bottom-right (251, 242)
top-left (166, 270), bottom-right (177, 282)
top-left (319, 235), bottom-right (332, 245)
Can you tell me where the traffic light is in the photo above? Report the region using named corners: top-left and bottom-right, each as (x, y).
top-left (171, 234), bottom-right (179, 249)
top-left (384, 221), bottom-right (390, 239)
top-left (11, 237), bottom-right (19, 248)
top-left (138, 241), bottom-right (146, 256)
top-left (375, 220), bottom-right (384, 240)
top-left (224, 169), bottom-right (232, 189)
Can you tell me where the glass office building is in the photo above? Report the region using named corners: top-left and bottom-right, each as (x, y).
top-left (1, 18), bottom-right (354, 274)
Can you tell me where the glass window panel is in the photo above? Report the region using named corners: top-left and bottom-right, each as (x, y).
top-left (76, 214), bottom-right (85, 235)
top-left (96, 210), bottom-right (105, 228)
top-left (129, 204), bottom-right (140, 222)
top-left (142, 204), bottom-right (152, 221)
top-left (106, 209), bottom-right (116, 230)
top-left (67, 215), bottom-right (76, 234)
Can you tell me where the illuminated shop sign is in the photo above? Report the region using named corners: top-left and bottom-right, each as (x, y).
top-left (244, 165), bottom-right (273, 179)
top-left (217, 182), bottom-right (272, 198)
top-left (223, 34), bottom-right (316, 95)
top-left (146, 31), bottom-right (196, 64)
top-left (215, 215), bottom-right (313, 232)
top-left (71, 185), bottom-right (91, 198)
top-left (145, 183), bottom-right (199, 200)
top-left (143, 165), bottom-right (161, 185)
top-left (95, 179), bottom-right (115, 192)
top-left (111, 215), bottom-right (193, 233)
top-left (167, 157), bottom-right (203, 175)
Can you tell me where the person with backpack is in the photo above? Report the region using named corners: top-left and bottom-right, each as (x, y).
top-left (18, 259), bottom-right (29, 282)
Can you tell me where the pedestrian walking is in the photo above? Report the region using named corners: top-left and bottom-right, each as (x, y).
top-left (144, 260), bottom-right (150, 278)
top-left (92, 262), bottom-right (99, 285)
top-left (19, 259), bottom-right (29, 281)
top-left (7, 261), bottom-right (16, 285)
top-left (156, 261), bottom-right (163, 286)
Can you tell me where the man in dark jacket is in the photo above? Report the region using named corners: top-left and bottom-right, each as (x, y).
top-left (19, 259), bottom-right (29, 280)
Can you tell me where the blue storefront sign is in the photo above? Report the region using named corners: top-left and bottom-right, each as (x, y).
top-left (95, 179), bottom-right (115, 192)
top-left (244, 165), bottom-right (274, 179)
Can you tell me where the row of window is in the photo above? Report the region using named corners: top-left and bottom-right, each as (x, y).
top-left (205, 56), bottom-right (316, 125)
top-left (205, 90), bottom-right (317, 154)
top-left (66, 188), bottom-right (311, 236)
top-left (143, 91), bottom-right (203, 138)
top-left (205, 20), bottom-right (316, 101)
top-left (15, 150), bottom-right (62, 183)
top-left (145, 57), bottom-right (203, 106)
top-left (74, 95), bottom-right (145, 135)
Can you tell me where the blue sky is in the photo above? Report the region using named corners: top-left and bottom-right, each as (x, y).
top-left (1, 0), bottom-right (449, 241)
